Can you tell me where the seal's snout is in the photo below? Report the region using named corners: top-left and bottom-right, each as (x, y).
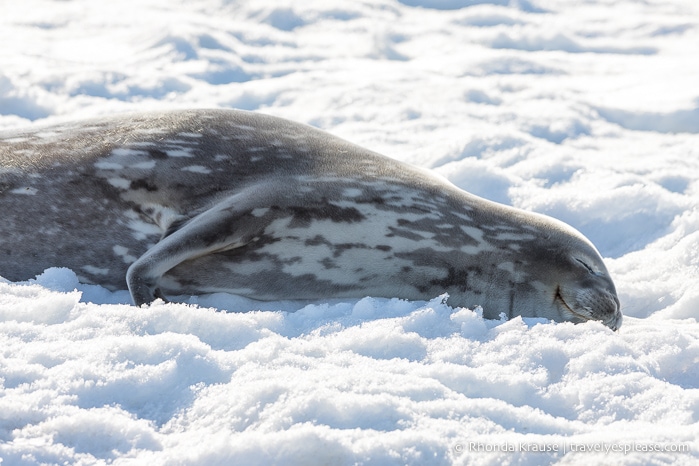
top-left (580, 288), bottom-right (622, 331)
top-left (556, 283), bottom-right (622, 331)
top-left (605, 293), bottom-right (623, 331)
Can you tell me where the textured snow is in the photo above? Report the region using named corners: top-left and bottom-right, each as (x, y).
top-left (1, 0), bottom-right (699, 464)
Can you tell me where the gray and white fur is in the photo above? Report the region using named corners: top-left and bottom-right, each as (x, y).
top-left (0, 109), bottom-right (622, 329)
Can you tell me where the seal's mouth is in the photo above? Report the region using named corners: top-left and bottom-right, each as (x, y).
top-left (555, 286), bottom-right (620, 331)
top-left (555, 286), bottom-right (592, 322)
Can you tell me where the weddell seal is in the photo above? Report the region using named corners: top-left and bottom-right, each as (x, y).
top-left (0, 109), bottom-right (622, 329)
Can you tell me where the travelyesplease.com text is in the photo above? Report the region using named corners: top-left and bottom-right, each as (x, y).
top-left (453, 442), bottom-right (690, 455)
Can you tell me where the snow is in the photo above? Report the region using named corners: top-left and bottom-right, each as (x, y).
top-left (1, 0), bottom-right (699, 464)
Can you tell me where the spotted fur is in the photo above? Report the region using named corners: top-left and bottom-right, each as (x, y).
top-left (0, 109), bottom-right (621, 329)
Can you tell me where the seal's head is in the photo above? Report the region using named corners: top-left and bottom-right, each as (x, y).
top-left (553, 251), bottom-right (621, 331)
top-left (519, 218), bottom-right (622, 331)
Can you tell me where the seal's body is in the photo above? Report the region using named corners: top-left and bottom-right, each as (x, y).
top-left (0, 109), bottom-right (621, 329)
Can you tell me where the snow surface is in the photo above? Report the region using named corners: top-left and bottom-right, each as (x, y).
top-left (1, 0), bottom-right (699, 464)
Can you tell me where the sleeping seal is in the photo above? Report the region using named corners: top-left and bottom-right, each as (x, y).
top-left (0, 109), bottom-right (621, 330)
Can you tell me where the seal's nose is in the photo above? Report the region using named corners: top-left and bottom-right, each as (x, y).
top-left (605, 294), bottom-right (622, 331)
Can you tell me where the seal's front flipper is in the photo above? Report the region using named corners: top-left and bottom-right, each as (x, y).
top-left (126, 188), bottom-right (276, 306)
